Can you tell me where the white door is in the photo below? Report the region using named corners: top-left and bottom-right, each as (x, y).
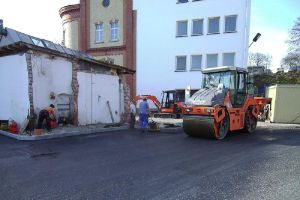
top-left (77, 72), bottom-right (121, 125)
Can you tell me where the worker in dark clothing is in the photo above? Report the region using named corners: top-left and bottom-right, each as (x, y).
top-left (37, 104), bottom-right (56, 130)
top-left (139, 98), bottom-right (149, 132)
top-left (130, 101), bottom-right (136, 129)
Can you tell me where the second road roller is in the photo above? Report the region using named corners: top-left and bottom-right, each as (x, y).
top-left (183, 66), bottom-right (271, 140)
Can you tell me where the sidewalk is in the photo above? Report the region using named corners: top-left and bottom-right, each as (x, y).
top-left (0, 123), bottom-right (129, 141)
top-left (0, 120), bottom-right (183, 141)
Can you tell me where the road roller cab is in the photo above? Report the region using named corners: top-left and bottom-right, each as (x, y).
top-left (183, 66), bottom-right (266, 140)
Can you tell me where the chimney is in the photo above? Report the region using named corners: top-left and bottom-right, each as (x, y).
top-left (0, 19), bottom-right (8, 36)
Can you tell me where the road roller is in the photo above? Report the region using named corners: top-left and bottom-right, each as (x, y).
top-left (183, 66), bottom-right (271, 140)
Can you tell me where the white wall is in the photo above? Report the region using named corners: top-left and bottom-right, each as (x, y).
top-left (31, 54), bottom-right (73, 115)
top-left (134, 0), bottom-right (251, 98)
top-left (77, 72), bottom-right (121, 125)
top-left (0, 55), bottom-right (30, 126)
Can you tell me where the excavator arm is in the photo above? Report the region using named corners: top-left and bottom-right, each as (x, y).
top-left (133, 95), bottom-right (161, 110)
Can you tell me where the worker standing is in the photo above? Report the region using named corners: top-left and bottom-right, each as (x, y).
top-left (139, 98), bottom-right (149, 132)
top-left (129, 101), bottom-right (136, 129)
top-left (37, 104), bottom-right (56, 131)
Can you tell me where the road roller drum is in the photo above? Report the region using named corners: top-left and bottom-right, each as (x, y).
top-left (183, 115), bottom-right (215, 138)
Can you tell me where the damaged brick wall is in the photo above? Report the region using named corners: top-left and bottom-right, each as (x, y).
top-left (72, 60), bottom-right (80, 126)
top-left (123, 79), bottom-right (131, 123)
top-left (25, 52), bottom-right (34, 117)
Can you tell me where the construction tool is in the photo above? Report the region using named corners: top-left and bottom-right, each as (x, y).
top-left (106, 100), bottom-right (115, 124)
top-left (148, 117), bottom-right (160, 132)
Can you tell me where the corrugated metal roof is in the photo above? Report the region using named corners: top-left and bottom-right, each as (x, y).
top-left (0, 28), bottom-right (135, 74)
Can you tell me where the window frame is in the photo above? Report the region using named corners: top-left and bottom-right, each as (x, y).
top-left (110, 20), bottom-right (119, 42)
top-left (191, 19), bottom-right (204, 36)
top-left (190, 55), bottom-right (202, 71)
top-left (175, 55), bottom-right (187, 72)
top-left (207, 17), bottom-right (220, 35)
top-left (176, 20), bottom-right (188, 37)
top-left (95, 23), bottom-right (104, 43)
top-left (62, 29), bottom-right (66, 45)
top-left (222, 52), bottom-right (235, 66)
top-left (206, 53), bottom-right (218, 68)
top-left (224, 15), bottom-right (238, 33)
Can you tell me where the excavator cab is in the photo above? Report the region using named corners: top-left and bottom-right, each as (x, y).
top-left (161, 90), bottom-right (185, 118)
top-left (161, 90), bottom-right (175, 109)
top-left (160, 89), bottom-right (198, 118)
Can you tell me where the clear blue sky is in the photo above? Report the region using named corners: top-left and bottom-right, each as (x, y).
top-left (252, 0), bottom-right (299, 30)
top-left (250, 0), bottom-right (300, 70)
top-left (0, 0), bottom-right (299, 71)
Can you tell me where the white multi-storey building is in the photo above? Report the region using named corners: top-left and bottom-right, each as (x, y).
top-left (134, 0), bottom-right (251, 97)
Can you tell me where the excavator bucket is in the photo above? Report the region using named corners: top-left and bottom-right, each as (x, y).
top-left (183, 115), bottom-right (215, 138)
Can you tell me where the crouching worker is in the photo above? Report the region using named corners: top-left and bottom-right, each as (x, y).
top-left (37, 104), bottom-right (56, 131)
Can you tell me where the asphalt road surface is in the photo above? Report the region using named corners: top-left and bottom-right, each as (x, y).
top-left (1, 123), bottom-right (300, 200)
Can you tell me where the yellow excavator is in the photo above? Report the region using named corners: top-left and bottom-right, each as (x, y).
top-left (183, 66), bottom-right (271, 139)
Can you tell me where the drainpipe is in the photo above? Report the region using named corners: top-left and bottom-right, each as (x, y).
top-left (90, 68), bottom-right (94, 124)
top-left (119, 78), bottom-right (122, 122)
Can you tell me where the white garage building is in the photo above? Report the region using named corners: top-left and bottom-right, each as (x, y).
top-left (0, 28), bottom-right (134, 129)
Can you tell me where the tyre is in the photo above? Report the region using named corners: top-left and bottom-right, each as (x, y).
top-left (215, 114), bottom-right (229, 140)
top-left (244, 111), bottom-right (257, 133)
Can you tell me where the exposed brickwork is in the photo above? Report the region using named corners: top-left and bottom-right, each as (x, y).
top-left (25, 52), bottom-right (34, 117)
top-left (123, 79), bottom-right (131, 123)
top-left (79, 0), bottom-right (88, 51)
top-left (71, 61), bottom-right (80, 126)
top-left (124, 0), bottom-right (136, 98)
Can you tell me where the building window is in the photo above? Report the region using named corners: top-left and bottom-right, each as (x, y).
top-left (191, 55), bottom-right (202, 70)
top-left (177, 0), bottom-right (188, 3)
top-left (225, 15), bottom-right (237, 33)
top-left (208, 17), bottom-right (220, 34)
top-left (176, 21), bottom-right (188, 37)
top-left (110, 20), bottom-right (119, 41)
top-left (30, 37), bottom-right (45, 47)
top-left (176, 56), bottom-right (187, 71)
top-left (62, 29), bottom-right (66, 45)
top-left (95, 23), bottom-right (104, 43)
top-left (192, 19), bottom-right (203, 35)
top-left (223, 53), bottom-right (235, 66)
top-left (206, 54), bottom-right (218, 68)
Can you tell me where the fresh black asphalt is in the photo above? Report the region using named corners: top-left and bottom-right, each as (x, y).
top-left (1, 125), bottom-right (300, 200)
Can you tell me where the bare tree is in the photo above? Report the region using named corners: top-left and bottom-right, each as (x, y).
top-left (281, 53), bottom-right (300, 69)
top-left (248, 52), bottom-right (272, 69)
top-left (287, 17), bottom-right (300, 53)
top-left (282, 17), bottom-right (300, 69)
